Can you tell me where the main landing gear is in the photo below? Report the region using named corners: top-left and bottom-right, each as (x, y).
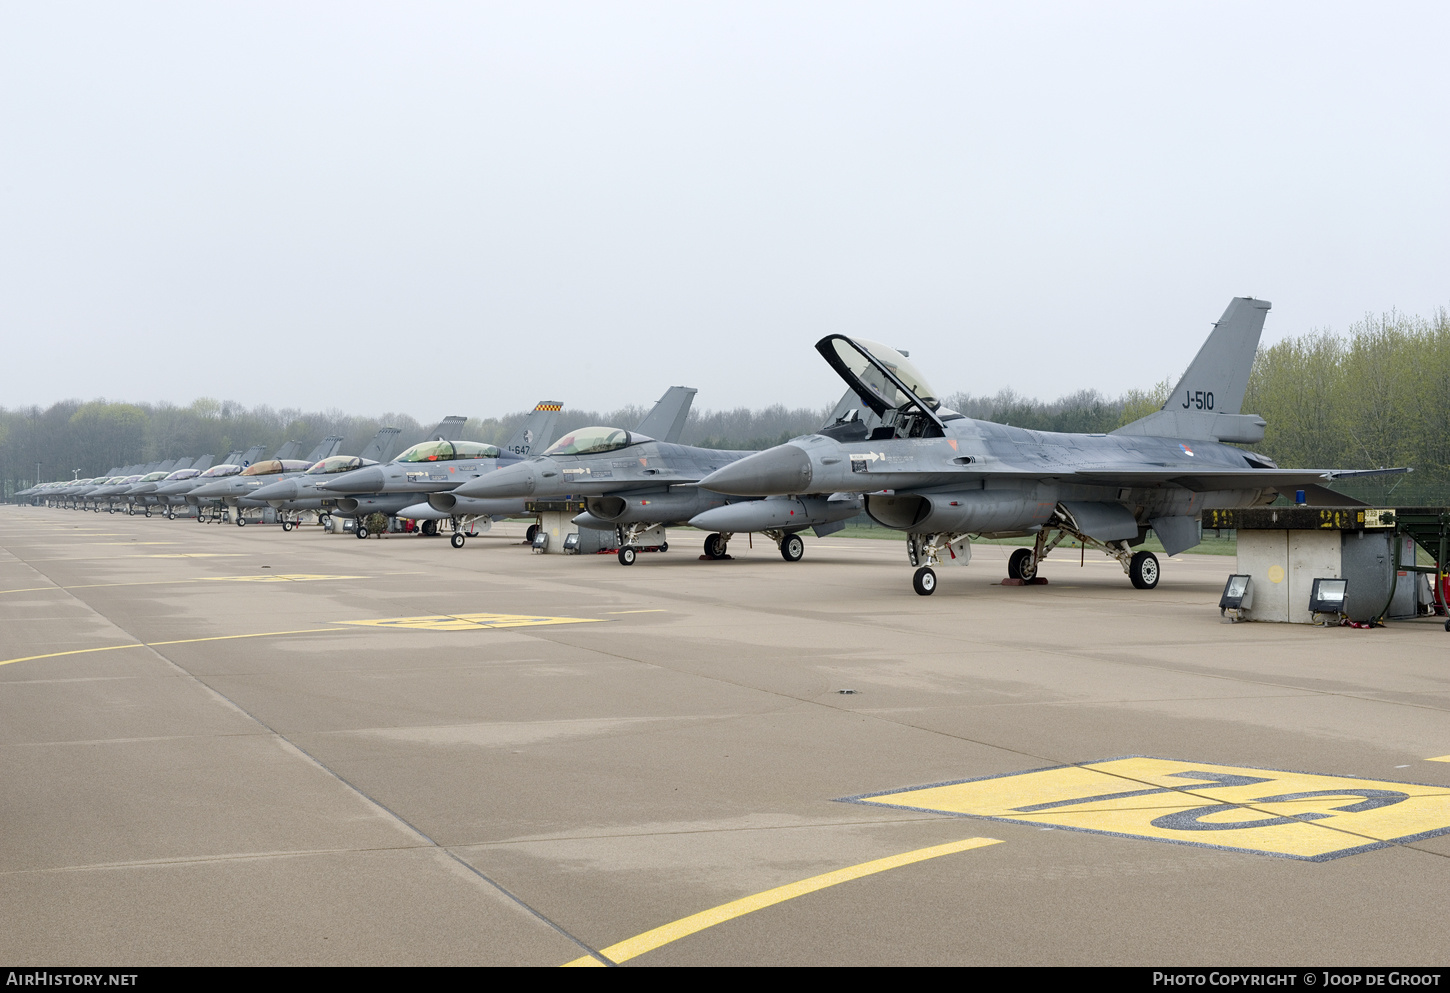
top-left (700, 530), bottom-right (806, 563)
top-left (903, 510), bottom-right (1163, 595)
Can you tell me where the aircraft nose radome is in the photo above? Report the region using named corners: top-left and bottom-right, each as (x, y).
top-left (455, 462), bottom-right (536, 499)
top-left (318, 465), bottom-right (385, 493)
top-left (190, 481), bottom-right (229, 498)
top-left (252, 479), bottom-right (298, 501)
top-left (698, 445), bottom-right (814, 496)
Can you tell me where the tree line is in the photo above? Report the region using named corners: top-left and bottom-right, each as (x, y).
top-left (5, 306), bottom-right (1447, 504)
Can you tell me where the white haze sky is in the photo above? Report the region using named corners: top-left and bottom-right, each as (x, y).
top-left (2, 2), bottom-right (1447, 420)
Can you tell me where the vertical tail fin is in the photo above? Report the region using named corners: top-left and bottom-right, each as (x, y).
top-left (505, 401), bottom-right (563, 456)
top-left (1112, 296), bottom-right (1271, 443)
top-left (239, 445), bottom-right (267, 468)
top-left (635, 386), bottom-right (697, 443)
top-left (272, 440), bottom-right (302, 461)
top-left (821, 387), bottom-right (884, 433)
top-left (430, 416), bottom-right (468, 441)
top-left (191, 454), bottom-right (214, 470)
top-left (358, 427), bottom-right (401, 463)
top-left (305, 436), bottom-right (345, 462)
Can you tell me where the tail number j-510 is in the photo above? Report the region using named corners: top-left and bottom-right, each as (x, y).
top-left (1182, 390), bottom-right (1214, 411)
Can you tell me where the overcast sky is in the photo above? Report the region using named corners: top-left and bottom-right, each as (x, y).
top-left (3, 2), bottom-right (1446, 420)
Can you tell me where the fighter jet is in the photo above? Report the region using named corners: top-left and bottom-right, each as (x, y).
top-left (189, 440), bottom-right (335, 526)
top-left (248, 426), bottom-right (405, 530)
top-left (420, 390), bottom-right (707, 547)
top-left (181, 446), bottom-right (269, 521)
top-left (315, 402), bottom-right (567, 540)
top-left (696, 297), bottom-right (1404, 595)
top-left (450, 388), bottom-right (872, 564)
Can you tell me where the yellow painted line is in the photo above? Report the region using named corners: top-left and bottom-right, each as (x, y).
top-left (561, 837), bottom-right (1002, 967)
top-left (338, 612), bottom-right (603, 631)
top-left (0, 628), bottom-right (339, 668)
top-left (604, 609), bottom-right (667, 615)
top-left (1428, 755), bottom-right (1450, 764)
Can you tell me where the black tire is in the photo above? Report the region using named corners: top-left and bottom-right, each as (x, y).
top-left (281, 520), bottom-right (293, 532)
top-left (618, 546), bottom-right (637, 566)
top-left (913, 566), bottom-right (937, 596)
top-left (144, 508), bottom-right (152, 518)
top-left (356, 526), bottom-right (368, 539)
top-left (525, 524), bottom-right (540, 543)
top-left (780, 533), bottom-right (805, 562)
top-left (1129, 551), bottom-right (1160, 589)
top-left (450, 532), bottom-right (466, 549)
top-left (319, 514), bottom-right (331, 528)
top-left (1007, 547), bottom-right (1036, 580)
top-left (236, 517), bottom-right (246, 527)
top-left (659, 542), bottom-right (668, 552)
top-left (703, 533), bottom-right (727, 559)
top-left (421, 519), bottom-right (438, 537)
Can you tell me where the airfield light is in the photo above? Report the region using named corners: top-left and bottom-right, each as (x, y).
top-left (1308, 578), bottom-right (1348, 617)
top-left (1219, 574), bottom-right (1254, 620)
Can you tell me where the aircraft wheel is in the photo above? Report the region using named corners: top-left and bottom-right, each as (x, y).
top-left (659, 542), bottom-right (668, 552)
top-left (913, 566), bottom-right (937, 596)
top-left (236, 517), bottom-right (246, 527)
top-left (450, 533), bottom-right (466, 549)
top-left (421, 519), bottom-right (437, 537)
top-left (144, 508), bottom-right (152, 518)
top-left (780, 533), bottom-right (805, 562)
top-left (1444, 618), bottom-right (1450, 632)
top-left (167, 510), bottom-right (175, 520)
top-left (1007, 547), bottom-right (1036, 580)
top-left (1129, 551), bottom-right (1160, 589)
top-left (525, 524), bottom-right (540, 543)
top-left (281, 520), bottom-right (293, 532)
top-left (703, 533), bottom-right (727, 559)
top-left (618, 546), bottom-right (637, 566)
top-left (356, 526), bottom-right (368, 539)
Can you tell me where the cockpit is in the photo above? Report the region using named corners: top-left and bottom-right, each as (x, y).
top-left (198, 464), bottom-right (242, 478)
top-left (163, 469), bottom-right (200, 481)
top-left (240, 460), bottom-right (312, 476)
top-left (816, 336), bottom-right (956, 440)
top-left (395, 440), bottom-right (501, 463)
top-left (543, 427), bottom-right (646, 457)
top-left (306, 455), bottom-right (379, 475)
top-left (139, 472), bottom-right (169, 482)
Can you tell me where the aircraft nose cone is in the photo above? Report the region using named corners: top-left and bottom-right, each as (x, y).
top-left (319, 465), bottom-right (385, 493)
top-left (252, 479), bottom-right (298, 501)
top-left (698, 445), bottom-right (814, 495)
top-left (456, 461), bottom-right (537, 499)
top-left (190, 480), bottom-right (230, 498)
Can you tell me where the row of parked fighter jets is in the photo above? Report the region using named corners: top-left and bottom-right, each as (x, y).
top-left (15, 299), bottom-right (1401, 594)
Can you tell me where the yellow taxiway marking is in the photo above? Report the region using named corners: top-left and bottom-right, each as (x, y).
top-left (604, 609), bottom-right (667, 615)
top-left (1428, 755), bottom-right (1450, 764)
top-left (0, 628), bottom-right (339, 668)
top-left (562, 837), bottom-right (1002, 967)
top-left (338, 612), bottom-right (603, 632)
top-left (94, 542), bottom-right (179, 545)
top-left (201, 574), bottom-right (366, 583)
top-left (845, 757), bottom-right (1450, 862)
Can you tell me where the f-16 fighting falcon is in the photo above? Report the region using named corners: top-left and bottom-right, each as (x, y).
top-left (314, 402), bottom-right (568, 541)
top-left (249, 426), bottom-right (404, 530)
top-left (450, 388), bottom-right (877, 565)
top-left (697, 297), bottom-right (1405, 595)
